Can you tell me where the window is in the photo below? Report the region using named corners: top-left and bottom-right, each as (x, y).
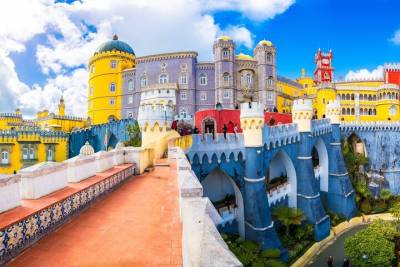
top-left (110, 60), bottom-right (117, 69)
top-left (128, 79), bottom-right (134, 91)
top-left (179, 107), bottom-right (187, 118)
top-left (390, 105), bottom-right (397, 116)
top-left (244, 73), bottom-right (253, 85)
top-left (222, 48), bottom-right (229, 58)
top-left (267, 76), bottom-right (274, 87)
top-left (23, 146), bottom-right (28, 160)
top-left (109, 82), bottom-right (116, 92)
top-left (128, 112), bottom-right (133, 118)
top-left (180, 91), bottom-right (187, 101)
top-left (159, 74), bottom-right (168, 84)
top-left (1, 150), bottom-right (9, 164)
top-left (109, 98), bottom-right (115, 105)
top-left (22, 144), bottom-right (35, 160)
top-left (223, 73), bottom-right (230, 84)
top-left (351, 94), bottom-right (354, 100)
top-left (90, 86), bottom-right (94, 96)
top-left (267, 53), bottom-right (273, 63)
top-left (199, 74), bottom-right (207, 85)
top-left (90, 65), bottom-right (95, 73)
top-left (128, 96), bottom-right (133, 104)
top-left (180, 74), bottom-right (188, 84)
top-left (200, 92), bottom-right (207, 101)
top-left (322, 98), bottom-right (325, 104)
top-left (140, 76), bottom-right (147, 88)
top-left (47, 146), bottom-right (54, 161)
top-left (223, 89), bottom-right (230, 99)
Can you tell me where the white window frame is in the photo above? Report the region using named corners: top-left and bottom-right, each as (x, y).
top-left (128, 79), bottom-right (134, 91)
top-left (1, 150), bottom-right (9, 164)
top-left (159, 74), bottom-right (169, 84)
top-left (200, 92), bottom-right (207, 101)
top-left (223, 89), bottom-right (230, 99)
top-left (180, 74), bottom-right (188, 85)
top-left (110, 60), bottom-right (117, 69)
top-left (222, 48), bottom-right (229, 58)
top-left (47, 146), bottom-right (54, 161)
top-left (29, 146), bottom-right (34, 159)
top-left (199, 74), bottom-right (207, 85)
top-left (140, 76), bottom-right (147, 88)
top-left (244, 73), bottom-right (253, 85)
top-left (180, 91), bottom-right (187, 101)
top-left (127, 96), bottom-right (133, 104)
top-left (109, 82), bottom-right (116, 92)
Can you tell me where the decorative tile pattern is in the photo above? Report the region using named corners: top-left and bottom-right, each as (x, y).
top-left (0, 165), bottom-right (135, 265)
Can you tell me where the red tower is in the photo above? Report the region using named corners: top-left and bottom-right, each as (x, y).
top-left (384, 63), bottom-right (400, 85)
top-left (314, 49), bottom-right (334, 84)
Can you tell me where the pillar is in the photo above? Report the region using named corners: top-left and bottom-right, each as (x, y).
top-left (292, 99), bottom-right (330, 241)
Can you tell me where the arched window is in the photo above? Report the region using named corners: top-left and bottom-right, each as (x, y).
top-left (351, 94), bottom-right (355, 100)
top-left (342, 108), bottom-right (346, 115)
top-left (140, 76), bottom-right (147, 88)
top-left (180, 74), bottom-right (188, 84)
top-left (368, 109), bottom-right (372, 115)
top-left (1, 150), bottom-right (9, 164)
top-left (346, 94), bottom-right (350, 100)
top-left (383, 92), bottom-right (387, 99)
top-left (337, 95), bottom-right (341, 100)
top-left (267, 76), bottom-right (274, 87)
top-left (128, 79), bottom-right (134, 91)
top-left (199, 73), bottom-right (207, 85)
top-left (89, 86), bottom-right (94, 96)
top-left (351, 108), bottom-right (355, 115)
top-left (360, 94), bottom-right (364, 101)
top-left (244, 73), bottom-right (253, 85)
top-left (47, 146), bottom-right (54, 161)
top-left (368, 95), bottom-right (372, 101)
top-left (159, 74), bottom-right (168, 84)
top-left (373, 109), bottom-right (377, 115)
top-left (346, 108), bottom-right (350, 115)
top-left (373, 95), bottom-right (376, 101)
top-left (222, 48), bottom-right (230, 58)
top-left (223, 73), bottom-right (230, 84)
top-left (109, 82), bottom-right (116, 92)
top-left (390, 105), bottom-right (397, 116)
top-left (267, 52), bottom-right (273, 63)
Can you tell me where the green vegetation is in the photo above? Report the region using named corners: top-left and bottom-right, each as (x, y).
top-left (125, 122), bottom-right (141, 147)
top-left (344, 220), bottom-right (396, 267)
top-left (272, 206), bottom-right (305, 236)
top-left (222, 235), bottom-right (287, 267)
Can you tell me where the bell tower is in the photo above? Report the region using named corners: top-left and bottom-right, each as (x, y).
top-left (314, 49), bottom-right (334, 84)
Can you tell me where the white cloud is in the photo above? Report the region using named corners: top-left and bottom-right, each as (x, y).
top-left (0, 0), bottom-right (295, 117)
top-left (390, 30), bottom-right (400, 45)
top-left (345, 65), bottom-right (384, 81)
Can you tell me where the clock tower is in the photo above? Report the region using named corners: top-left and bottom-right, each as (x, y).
top-left (314, 49), bottom-right (334, 84)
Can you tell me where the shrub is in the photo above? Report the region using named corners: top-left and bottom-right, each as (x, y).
top-left (261, 248), bottom-right (281, 259)
top-left (360, 199), bottom-right (371, 213)
top-left (264, 259), bottom-right (287, 267)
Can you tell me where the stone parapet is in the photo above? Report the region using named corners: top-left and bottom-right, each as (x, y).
top-left (263, 123), bottom-right (300, 149)
top-left (0, 174), bottom-right (21, 213)
top-left (311, 118), bottom-right (332, 136)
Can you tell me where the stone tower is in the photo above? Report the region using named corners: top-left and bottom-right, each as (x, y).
top-left (314, 49), bottom-right (334, 85)
top-left (213, 36), bottom-right (236, 109)
top-left (254, 40), bottom-right (277, 111)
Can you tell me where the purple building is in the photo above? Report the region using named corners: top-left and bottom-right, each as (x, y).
top-left (121, 36), bottom-right (277, 121)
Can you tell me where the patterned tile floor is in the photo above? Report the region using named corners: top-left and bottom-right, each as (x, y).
top-left (7, 159), bottom-right (182, 267)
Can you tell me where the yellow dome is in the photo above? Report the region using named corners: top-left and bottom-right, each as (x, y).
top-left (258, 39), bottom-right (273, 47)
top-left (236, 53), bottom-right (253, 60)
top-left (218, 35), bottom-right (231, 41)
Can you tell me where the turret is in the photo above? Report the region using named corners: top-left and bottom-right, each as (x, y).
top-left (254, 40), bottom-right (277, 111)
top-left (326, 100), bottom-right (341, 124)
top-left (240, 102), bottom-right (264, 147)
top-left (58, 96), bottom-right (65, 116)
top-left (292, 99), bottom-right (313, 132)
top-left (213, 36), bottom-right (235, 108)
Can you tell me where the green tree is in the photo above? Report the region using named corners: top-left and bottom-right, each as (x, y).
top-left (380, 188), bottom-right (392, 205)
top-left (272, 206), bottom-right (306, 236)
top-left (390, 201), bottom-right (400, 224)
top-left (344, 221), bottom-right (395, 267)
top-left (125, 122), bottom-right (141, 147)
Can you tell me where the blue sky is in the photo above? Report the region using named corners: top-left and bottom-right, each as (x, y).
top-left (1, 0), bottom-right (399, 116)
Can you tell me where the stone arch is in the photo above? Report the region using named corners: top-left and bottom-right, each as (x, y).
top-left (202, 116), bottom-right (216, 134)
top-left (313, 138), bottom-right (329, 192)
top-left (202, 168), bottom-right (245, 237)
top-left (267, 150), bottom-right (297, 207)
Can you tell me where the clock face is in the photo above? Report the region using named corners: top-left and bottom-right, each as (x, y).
top-left (322, 58), bottom-right (330, 64)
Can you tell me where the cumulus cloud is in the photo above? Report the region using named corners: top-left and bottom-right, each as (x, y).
top-left (0, 0), bottom-right (295, 117)
top-left (345, 65), bottom-right (384, 81)
top-left (390, 30), bottom-right (400, 45)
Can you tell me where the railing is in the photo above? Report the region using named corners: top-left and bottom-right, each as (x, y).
top-left (263, 123), bottom-right (299, 149)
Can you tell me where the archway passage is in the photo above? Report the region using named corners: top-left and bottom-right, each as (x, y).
top-left (266, 150), bottom-right (297, 207)
top-left (313, 138), bottom-right (329, 192)
top-left (348, 133), bottom-right (367, 158)
top-left (107, 133), bottom-right (118, 150)
top-left (202, 118), bottom-right (215, 134)
top-left (201, 168), bottom-right (245, 237)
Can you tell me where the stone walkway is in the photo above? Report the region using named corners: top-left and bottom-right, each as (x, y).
top-left (7, 160), bottom-right (182, 267)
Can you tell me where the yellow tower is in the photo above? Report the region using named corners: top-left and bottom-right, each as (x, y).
top-left (88, 35), bottom-right (135, 125)
top-left (58, 96), bottom-right (65, 116)
top-left (376, 84), bottom-right (400, 121)
top-left (316, 83), bottom-right (337, 119)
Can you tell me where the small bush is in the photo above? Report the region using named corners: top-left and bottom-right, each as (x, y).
top-left (261, 248), bottom-right (281, 259)
top-left (360, 199), bottom-right (371, 213)
top-left (264, 259), bottom-right (287, 267)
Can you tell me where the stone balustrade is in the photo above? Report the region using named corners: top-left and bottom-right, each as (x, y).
top-left (263, 123), bottom-right (300, 149)
top-left (173, 147), bottom-right (242, 267)
top-left (267, 182), bottom-right (290, 206)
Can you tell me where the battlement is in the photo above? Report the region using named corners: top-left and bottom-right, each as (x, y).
top-left (326, 100), bottom-right (341, 124)
top-left (186, 133), bottom-right (244, 164)
top-left (384, 63), bottom-right (400, 71)
top-left (292, 99), bottom-right (313, 112)
top-left (340, 121), bottom-right (400, 131)
top-left (240, 102), bottom-right (264, 119)
top-left (137, 104), bottom-right (174, 130)
top-left (263, 123), bottom-right (300, 149)
top-left (317, 82), bottom-right (336, 90)
top-left (0, 113), bottom-right (22, 119)
top-left (89, 49), bottom-right (135, 65)
top-left (378, 83), bottom-right (400, 90)
top-left (311, 119), bottom-right (332, 136)
top-left (0, 128), bottom-right (68, 139)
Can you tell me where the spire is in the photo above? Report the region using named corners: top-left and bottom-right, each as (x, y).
top-left (113, 34), bottom-right (118, 40)
top-left (301, 68), bottom-right (306, 78)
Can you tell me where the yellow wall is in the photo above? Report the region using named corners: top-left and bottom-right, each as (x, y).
top-left (276, 80), bottom-right (305, 113)
top-left (316, 87), bottom-right (337, 119)
top-left (88, 51), bottom-right (135, 125)
top-left (35, 117), bottom-right (87, 132)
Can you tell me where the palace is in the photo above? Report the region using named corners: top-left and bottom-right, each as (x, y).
top-left (0, 98), bottom-right (87, 174)
top-left (88, 35), bottom-right (400, 125)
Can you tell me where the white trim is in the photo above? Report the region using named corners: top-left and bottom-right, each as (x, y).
top-left (297, 156), bottom-right (312, 160)
top-left (345, 189), bottom-right (354, 197)
top-left (245, 221), bottom-right (274, 231)
top-left (330, 142), bottom-right (341, 146)
top-left (316, 215), bottom-right (330, 225)
top-left (297, 193), bottom-right (320, 199)
top-left (329, 172), bottom-right (348, 177)
top-left (244, 176), bottom-right (265, 183)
